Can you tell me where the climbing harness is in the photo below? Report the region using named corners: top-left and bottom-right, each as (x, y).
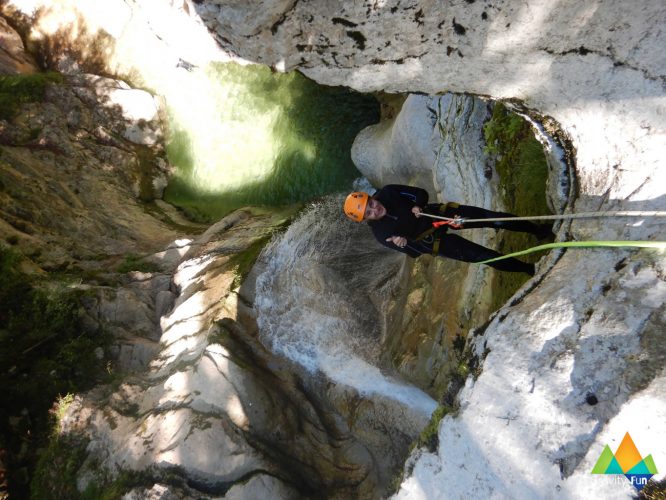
top-left (411, 202), bottom-right (464, 255)
top-left (418, 210), bottom-right (666, 264)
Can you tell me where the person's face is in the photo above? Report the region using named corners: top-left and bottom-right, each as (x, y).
top-left (364, 198), bottom-right (386, 220)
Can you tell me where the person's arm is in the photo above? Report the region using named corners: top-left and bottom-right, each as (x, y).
top-left (381, 236), bottom-right (423, 258)
top-left (385, 185), bottom-right (429, 207)
top-left (371, 222), bottom-right (423, 258)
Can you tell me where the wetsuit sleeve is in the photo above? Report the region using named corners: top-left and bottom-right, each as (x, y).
top-left (385, 184), bottom-right (429, 207)
top-left (378, 237), bottom-right (423, 258)
top-left (370, 223), bottom-right (424, 258)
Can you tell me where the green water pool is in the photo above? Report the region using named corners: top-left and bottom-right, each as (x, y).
top-left (163, 62), bottom-right (379, 222)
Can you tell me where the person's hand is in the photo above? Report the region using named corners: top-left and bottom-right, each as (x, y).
top-left (411, 206), bottom-right (422, 217)
top-left (386, 236), bottom-right (407, 248)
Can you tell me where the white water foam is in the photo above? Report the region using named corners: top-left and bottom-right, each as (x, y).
top-left (255, 196), bottom-right (437, 417)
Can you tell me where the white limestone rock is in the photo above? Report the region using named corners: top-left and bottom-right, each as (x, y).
top-left (121, 484), bottom-right (184, 500)
top-left (352, 93), bottom-right (498, 208)
top-left (222, 474), bottom-right (300, 500)
top-left (352, 95), bottom-right (442, 191)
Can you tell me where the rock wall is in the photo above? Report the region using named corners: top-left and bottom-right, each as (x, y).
top-left (196, 0), bottom-right (663, 207)
top-left (0, 12), bottom-right (181, 269)
top-left (0, 73), bottom-right (177, 268)
top-left (192, 1), bottom-right (666, 499)
top-left (0, 14), bottom-right (199, 375)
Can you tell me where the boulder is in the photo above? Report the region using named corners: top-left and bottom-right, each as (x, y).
top-left (0, 16), bottom-right (37, 74)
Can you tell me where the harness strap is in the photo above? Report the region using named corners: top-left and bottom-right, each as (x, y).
top-left (414, 226), bottom-right (437, 242)
top-left (414, 227), bottom-right (447, 255)
top-left (432, 237), bottom-right (441, 255)
top-left (413, 204), bottom-right (460, 254)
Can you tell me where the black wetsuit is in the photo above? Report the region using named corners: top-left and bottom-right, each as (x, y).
top-left (368, 185), bottom-right (547, 274)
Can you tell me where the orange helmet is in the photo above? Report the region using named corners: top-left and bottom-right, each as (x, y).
top-left (344, 192), bottom-right (369, 222)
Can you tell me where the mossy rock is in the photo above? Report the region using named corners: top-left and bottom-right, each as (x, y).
top-left (0, 72), bottom-right (63, 121)
top-left (0, 246), bottom-right (111, 498)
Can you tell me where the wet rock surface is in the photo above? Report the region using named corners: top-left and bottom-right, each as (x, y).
top-left (59, 206), bottom-right (431, 498)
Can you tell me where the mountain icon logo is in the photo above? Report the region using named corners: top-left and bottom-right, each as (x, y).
top-left (591, 432), bottom-right (658, 491)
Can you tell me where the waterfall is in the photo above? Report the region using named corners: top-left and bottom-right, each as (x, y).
top-left (255, 195), bottom-right (438, 419)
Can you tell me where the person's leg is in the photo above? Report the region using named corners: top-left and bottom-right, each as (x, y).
top-left (444, 204), bottom-right (551, 237)
top-left (437, 233), bottom-right (534, 274)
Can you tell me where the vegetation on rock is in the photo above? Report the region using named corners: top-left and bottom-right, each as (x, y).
top-left (0, 72), bottom-right (62, 120)
top-left (483, 102), bottom-right (552, 310)
top-left (0, 246), bottom-right (109, 498)
top-left (116, 254), bottom-right (161, 274)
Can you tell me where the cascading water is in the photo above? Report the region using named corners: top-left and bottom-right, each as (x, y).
top-left (255, 195), bottom-right (438, 420)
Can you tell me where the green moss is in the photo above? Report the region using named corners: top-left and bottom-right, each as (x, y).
top-left (483, 103), bottom-right (552, 311)
top-left (116, 254), bottom-right (161, 274)
top-left (225, 208), bottom-right (299, 290)
top-left (226, 235), bottom-right (272, 290)
top-left (80, 470), bottom-right (151, 500)
top-left (416, 405), bottom-right (452, 452)
top-left (0, 246), bottom-right (111, 498)
top-left (483, 103), bottom-right (551, 217)
top-left (0, 72), bottom-right (63, 120)
top-left (32, 429), bottom-right (149, 500)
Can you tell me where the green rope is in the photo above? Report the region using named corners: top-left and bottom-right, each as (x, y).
top-left (478, 240), bottom-right (666, 265)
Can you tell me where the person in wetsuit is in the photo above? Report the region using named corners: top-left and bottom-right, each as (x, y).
top-left (344, 184), bottom-right (552, 275)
